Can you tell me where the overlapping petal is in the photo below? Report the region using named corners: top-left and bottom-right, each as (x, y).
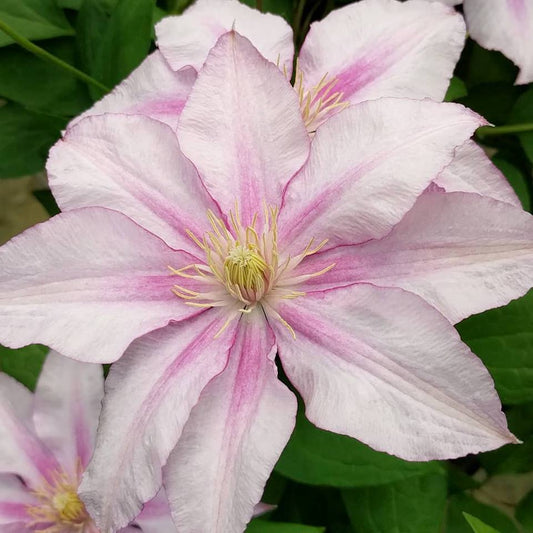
top-left (79, 309), bottom-right (239, 532)
top-left (0, 375), bottom-right (59, 486)
top-left (177, 32), bottom-right (309, 225)
top-left (131, 489), bottom-right (177, 533)
top-left (0, 208), bottom-right (197, 363)
top-left (70, 52), bottom-right (196, 130)
top-left (279, 98), bottom-right (485, 251)
top-left (298, 0), bottom-right (465, 105)
top-left (32, 350), bottom-right (104, 475)
top-left (434, 141), bottom-right (521, 207)
top-left (0, 474), bottom-right (38, 524)
top-left (156, 0), bottom-right (294, 74)
top-left (271, 283), bottom-right (516, 461)
top-left (464, 0), bottom-right (533, 85)
top-left (163, 310), bottom-right (296, 533)
top-left (296, 191), bottom-right (533, 323)
top-left (48, 114), bottom-right (219, 252)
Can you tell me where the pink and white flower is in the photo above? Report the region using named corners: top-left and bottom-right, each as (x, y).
top-left (75, 0), bottom-right (520, 213)
top-left (425, 0), bottom-right (533, 84)
top-left (1, 27), bottom-right (532, 532)
top-left (0, 351), bottom-right (175, 532)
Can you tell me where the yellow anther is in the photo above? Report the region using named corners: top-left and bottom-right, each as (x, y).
top-left (224, 244), bottom-right (267, 291)
top-left (52, 489), bottom-right (85, 523)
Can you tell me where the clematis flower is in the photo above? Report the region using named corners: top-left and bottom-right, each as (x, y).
top-left (1, 29), bottom-right (532, 533)
top-left (425, 0), bottom-right (533, 84)
top-left (0, 351), bottom-right (176, 532)
top-left (75, 0), bottom-right (520, 213)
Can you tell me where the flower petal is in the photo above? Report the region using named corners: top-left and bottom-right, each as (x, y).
top-left (70, 52), bottom-right (196, 130)
top-left (298, 0), bottom-right (465, 105)
top-left (79, 309), bottom-right (239, 532)
top-left (131, 488), bottom-right (176, 533)
top-left (163, 310), bottom-right (296, 533)
top-left (32, 350), bottom-right (104, 475)
top-left (280, 98), bottom-right (484, 250)
top-left (0, 374), bottom-right (59, 485)
top-left (297, 191), bottom-right (533, 324)
top-left (464, 0), bottom-right (533, 85)
top-left (0, 474), bottom-right (36, 524)
top-left (177, 31), bottom-right (309, 225)
top-left (271, 283), bottom-right (515, 461)
top-left (0, 208), bottom-right (197, 363)
top-left (434, 141), bottom-right (521, 207)
top-left (48, 114), bottom-right (219, 251)
top-left (156, 0), bottom-right (294, 74)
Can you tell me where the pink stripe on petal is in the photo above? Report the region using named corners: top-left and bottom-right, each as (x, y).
top-left (33, 352), bottom-right (104, 475)
top-left (177, 32), bottom-right (309, 225)
top-left (296, 191), bottom-right (533, 324)
top-left (0, 376), bottom-right (59, 486)
top-left (280, 98), bottom-right (484, 251)
top-left (49, 114), bottom-right (219, 252)
top-left (272, 284), bottom-right (515, 461)
top-left (79, 309), bottom-right (239, 532)
top-left (0, 208), bottom-right (199, 363)
top-left (163, 310), bottom-right (296, 533)
top-left (0, 474), bottom-right (36, 524)
top-left (298, 0), bottom-right (465, 104)
top-left (70, 51), bottom-right (196, 130)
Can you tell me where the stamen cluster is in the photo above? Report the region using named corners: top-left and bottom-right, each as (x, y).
top-left (170, 203), bottom-right (334, 337)
top-left (26, 467), bottom-right (91, 532)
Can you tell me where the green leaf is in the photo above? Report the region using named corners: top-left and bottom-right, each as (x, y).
top-left (57, 0), bottom-right (83, 8)
top-left (240, 0), bottom-right (294, 20)
top-left (246, 520), bottom-right (324, 533)
top-left (33, 189), bottom-right (60, 216)
top-left (0, 38), bottom-right (91, 116)
top-left (76, 0), bottom-right (118, 88)
top-left (509, 88), bottom-right (533, 164)
top-left (0, 0), bottom-right (74, 47)
top-left (459, 83), bottom-right (522, 125)
top-left (479, 403), bottom-right (533, 475)
top-left (491, 157), bottom-right (531, 212)
top-left (464, 514), bottom-right (501, 533)
top-left (342, 474), bottom-right (447, 533)
top-left (445, 76), bottom-right (468, 102)
top-left (78, 0), bottom-right (154, 99)
top-left (445, 494), bottom-right (518, 533)
top-left (0, 344), bottom-right (48, 391)
top-left (462, 43), bottom-right (518, 87)
top-left (0, 103), bottom-right (66, 178)
top-left (275, 412), bottom-right (443, 488)
top-left (516, 490), bottom-right (533, 531)
top-left (456, 290), bottom-right (533, 405)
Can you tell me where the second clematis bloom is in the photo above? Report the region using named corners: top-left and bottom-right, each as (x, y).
top-left (0, 351), bottom-right (176, 532)
top-left (1, 31), bottom-right (533, 533)
top-left (425, 0), bottom-right (533, 84)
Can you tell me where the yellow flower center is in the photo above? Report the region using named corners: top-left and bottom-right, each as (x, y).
top-left (26, 467), bottom-right (91, 532)
top-left (224, 244), bottom-right (267, 291)
top-left (52, 489), bottom-right (85, 523)
top-left (169, 202), bottom-right (335, 338)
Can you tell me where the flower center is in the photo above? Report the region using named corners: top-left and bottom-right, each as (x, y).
top-left (170, 203), bottom-right (335, 337)
top-left (26, 468), bottom-right (91, 531)
top-left (52, 489), bottom-right (85, 523)
top-left (224, 244), bottom-right (267, 291)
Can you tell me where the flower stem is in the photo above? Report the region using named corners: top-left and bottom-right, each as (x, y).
top-left (477, 123), bottom-right (533, 137)
top-left (256, 0), bottom-right (263, 11)
top-left (0, 18), bottom-right (109, 93)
